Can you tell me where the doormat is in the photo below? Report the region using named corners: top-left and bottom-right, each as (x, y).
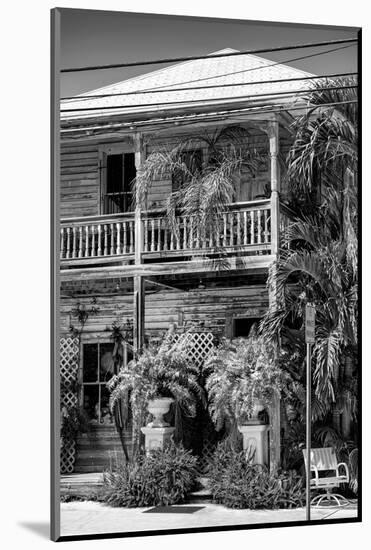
top-left (143, 506), bottom-right (205, 514)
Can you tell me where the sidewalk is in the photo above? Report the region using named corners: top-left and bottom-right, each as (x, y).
top-left (60, 500), bottom-right (358, 537)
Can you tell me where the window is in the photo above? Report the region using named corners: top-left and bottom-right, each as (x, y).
top-left (172, 149), bottom-right (202, 191)
top-left (81, 342), bottom-right (132, 424)
top-left (103, 152), bottom-right (136, 213)
top-left (233, 317), bottom-right (260, 338)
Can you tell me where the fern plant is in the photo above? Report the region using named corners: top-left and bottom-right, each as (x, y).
top-left (205, 335), bottom-right (290, 432)
top-left (107, 331), bottom-right (204, 458)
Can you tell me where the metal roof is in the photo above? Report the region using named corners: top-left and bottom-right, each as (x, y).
top-left (61, 48), bottom-right (314, 121)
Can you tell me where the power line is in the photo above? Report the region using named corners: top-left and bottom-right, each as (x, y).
top-left (60, 84), bottom-right (357, 113)
top-left (96, 44), bottom-right (354, 96)
top-left (60, 38), bottom-right (358, 73)
top-left (61, 99), bottom-right (358, 136)
top-left (61, 72), bottom-right (357, 102)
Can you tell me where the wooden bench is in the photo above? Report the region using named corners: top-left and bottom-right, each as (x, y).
top-left (302, 447), bottom-right (349, 507)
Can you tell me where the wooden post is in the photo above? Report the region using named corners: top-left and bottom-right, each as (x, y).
top-left (133, 133), bottom-right (146, 353)
top-left (267, 119), bottom-right (281, 472)
top-left (268, 119), bottom-right (280, 256)
top-left (133, 275), bottom-right (144, 354)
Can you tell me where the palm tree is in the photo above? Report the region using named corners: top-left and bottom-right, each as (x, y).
top-left (261, 77), bottom-right (358, 437)
top-left (136, 126), bottom-right (265, 259)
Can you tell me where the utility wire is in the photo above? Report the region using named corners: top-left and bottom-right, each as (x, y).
top-left (94, 44), bottom-right (354, 96)
top-left (61, 38), bottom-right (357, 73)
top-left (61, 99), bottom-right (358, 137)
top-left (61, 72), bottom-right (357, 102)
top-left (60, 84), bottom-right (357, 113)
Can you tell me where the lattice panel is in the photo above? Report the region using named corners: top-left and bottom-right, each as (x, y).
top-left (60, 337), bottom-right (79, 474)
top-left (173, 332), bottom-right (214, 368)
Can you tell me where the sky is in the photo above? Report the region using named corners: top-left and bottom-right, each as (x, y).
top-left (60, 9), bottom-right (359, 97)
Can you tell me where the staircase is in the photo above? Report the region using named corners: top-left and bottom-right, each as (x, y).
top-left (74, 424), bottom-right (132, 473)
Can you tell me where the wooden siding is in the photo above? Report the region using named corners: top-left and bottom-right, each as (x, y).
top-left (60, 284), bottom-right (268, 338)
top-left (59, 126), bottom-right (293, 219)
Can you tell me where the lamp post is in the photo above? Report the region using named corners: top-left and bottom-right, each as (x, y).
top-left (305, 303), bottom-right (315, 522)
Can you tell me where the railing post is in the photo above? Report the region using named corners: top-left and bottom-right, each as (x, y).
top-left (267, 118), bottom-right (281, 473)
top-left (133, 133), bottom-right (146, 354)
top-left (268, 119), bottom-right (280, 256)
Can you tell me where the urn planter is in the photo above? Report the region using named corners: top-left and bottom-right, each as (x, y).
top-left (141, 397), bottom-right (175, 453)
top-left (147, 397), bottom-right (174, 427)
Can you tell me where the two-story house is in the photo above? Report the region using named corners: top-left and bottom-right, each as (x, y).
top-left (59, 48), bottom-right (311, 473)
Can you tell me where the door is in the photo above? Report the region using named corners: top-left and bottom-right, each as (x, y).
top-left (101, 152), bottom-right (136, 214)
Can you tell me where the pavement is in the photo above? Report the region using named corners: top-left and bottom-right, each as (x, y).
top-left (60, 500), bottom-right (358, 537)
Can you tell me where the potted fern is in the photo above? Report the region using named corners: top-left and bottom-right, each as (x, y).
top-left (205, 335), bottom-right (289, 433)
top-left (108, 331), bottom-right (204, 457)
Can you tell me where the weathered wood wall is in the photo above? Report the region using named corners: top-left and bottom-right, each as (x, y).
top-left (60, 126), bottom-right (292, 218)
top-left (60, 284), bottom-right (269, 339)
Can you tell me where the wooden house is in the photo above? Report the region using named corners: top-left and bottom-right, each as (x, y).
top-left (59, 49), bottom-right (311, 473)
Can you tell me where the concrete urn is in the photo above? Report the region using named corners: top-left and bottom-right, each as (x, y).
top-left (147, 397), bottom-right (174, 427)
top-left (250, 398), bottom-right (265, 422)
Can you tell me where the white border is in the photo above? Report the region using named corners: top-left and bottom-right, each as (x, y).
top-left (3, 1), bottom-right (369, 548)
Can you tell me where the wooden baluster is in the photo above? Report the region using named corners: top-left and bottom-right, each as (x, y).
top-left (129, 221), bottom-right (134, 254)
top-left (60, 227), bottom-right (64, 259)
top-left (264, 210), bottom-right (269, 243)
top-left (196, 220), bottom-right (200, 249)
top-left (123, 221), bottom-right (127, 254)
top-left (116, 223), bottom-right (121, 255)
top-left (157, 218), bottom-right (161, 252)
top-left (215, 218), bottom-right (220, 248)
top-left (110, 223), bottom-right (115, 255)
top-left (144, 219), bottom-right (148, 252)
top-left (170, 224), bottom-right (174, 251)
top-left (176, 217), bottom-right (181, 250)
top-left (250, 210), bottom-right (255, 244)
top-left (163, 221), bottom-right (168, 251)
top-left (183, 216), bottom-right (187, 249)
top-left (72, 226), bottom-right (77, 258)
top-left (229, 212), bottom-right (234, 247)
top-left (104, 225), bottom-right (108, 255)
top-left (223, 213), bottom-right (227, 246)
top-left (84, 226), bottom-right (89, 257)
top-left (78, 226), bottom-right (83, 258)
top-left (201, 221), bottom-right (207, 250)
top-left (66, 227), bottom-right (71, 259)
top-left (257, 209), bottom-right (262, 244)
top-left (151, 219), bottom-right (155, 252)
top-left (97, 224), bottom-right (102, 256)
top-left (189, 216), bottom-right (194, 250)
top-left (236, 211), bottom-right (241, 246)
top-left (91, 226), bottom-right (96, 257)
top-left (243, 210), bottom-right (247, 245)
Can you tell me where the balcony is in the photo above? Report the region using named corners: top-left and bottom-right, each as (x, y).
top-left (60, 199), bottom-right (292, 273)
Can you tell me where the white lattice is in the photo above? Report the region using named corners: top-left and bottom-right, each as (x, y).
top-left (173, 332), bottom-right (214, 368)
top-left (60, 440), bottom-right (76, 474)
top-left (60, 337), bottom-right (79, 474)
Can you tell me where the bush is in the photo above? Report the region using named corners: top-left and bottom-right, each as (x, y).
top-left (102, 441), bottom-right (198, 507)
top-left (207, 441), bottom-right (305, 509)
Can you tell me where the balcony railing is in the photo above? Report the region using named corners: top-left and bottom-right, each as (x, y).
top-left (60, 200), bottom-right (273, 265)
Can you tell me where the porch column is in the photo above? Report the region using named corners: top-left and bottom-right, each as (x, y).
top-left (267, 119), bottom-right (281, 473)
top-left (133, 133), bottom-right (146, 353)
top-left (268, 119), bottom-right (280, 256)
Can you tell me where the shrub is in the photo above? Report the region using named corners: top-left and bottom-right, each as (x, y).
top-left (207, 441), bottom-right (305, 509)
top-left (102, 441), bottom-right (198, 507)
